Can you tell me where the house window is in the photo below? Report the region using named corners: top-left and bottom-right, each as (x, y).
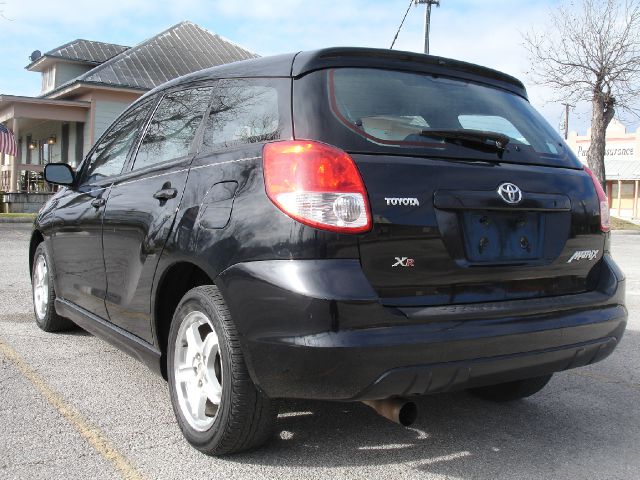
top-left (39, 142), bottom-right (50, 165)
top-left (611, 182), bottom-right (634, 199)
top-left (61, 123), bottom-right (69, 164)
top-left (42, 67), bottom-right (55, 92)
top-left (26, 135), bottom-right (32, 163)
top-left (19, 170), bottom-right (47, 192)
top-left (1, 171), bottom-right (10, 191)
top-left (74, 122), bottom-right (84, 168)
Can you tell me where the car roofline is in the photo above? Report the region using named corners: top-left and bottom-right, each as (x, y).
top-left (292, 48), bottom-right (528, 99)
top-left (140, 47), bottom-right (528, 102)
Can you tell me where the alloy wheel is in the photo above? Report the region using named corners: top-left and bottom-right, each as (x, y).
top-left (173, 310), bottom-right (223, 431)
top-left (33, 254), bottom-right (49, 321)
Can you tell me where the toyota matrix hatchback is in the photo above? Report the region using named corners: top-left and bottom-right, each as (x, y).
top-left (32, 48), bottom-right (626, 455)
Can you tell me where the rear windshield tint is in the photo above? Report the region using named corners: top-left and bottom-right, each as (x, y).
top-left (320, 68), bottom-right (580, 167)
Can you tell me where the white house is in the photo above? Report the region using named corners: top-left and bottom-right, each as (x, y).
top-left (567, 119), bottom-right (640, 219)
top-left (0, 21), bottom-right (257, 212)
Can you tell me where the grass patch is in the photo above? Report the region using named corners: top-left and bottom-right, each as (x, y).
top-left (611, 216), bottom-right (640, 230)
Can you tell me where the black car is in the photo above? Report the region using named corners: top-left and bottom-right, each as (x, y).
top-left (32, 48), bottom-right (626, 455)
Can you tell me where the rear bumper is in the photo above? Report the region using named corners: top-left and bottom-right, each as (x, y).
top-left (216, 254), bottom-right (626, 401)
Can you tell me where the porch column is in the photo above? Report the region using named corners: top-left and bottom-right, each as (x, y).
top-left (635, 180), bottom-right (639, 219)
top-left (9, 119), bottom-right (19, 193)
top-left (617, 180), bottom-right (622, 217)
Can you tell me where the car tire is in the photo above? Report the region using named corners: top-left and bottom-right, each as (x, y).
top-left (32, 242), bottom-right (76, 332)
top-left (469, 374), bottom-right (553, 402)
top-left (167, 285), bottom-right (278, 455)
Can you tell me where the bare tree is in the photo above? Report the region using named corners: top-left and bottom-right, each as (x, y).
top-left (523, 0), bottom-right (640, 187)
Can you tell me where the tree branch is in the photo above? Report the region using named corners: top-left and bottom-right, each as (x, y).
top-left (522, 0), bottom-right (640, 186)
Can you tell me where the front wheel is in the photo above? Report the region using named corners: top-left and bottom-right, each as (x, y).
top-left (167, 285), bottom-right (278, 455)
top-left (32, 242), bottom-right (75, 332)
top-left (469, 374), bottom-right (553, 402)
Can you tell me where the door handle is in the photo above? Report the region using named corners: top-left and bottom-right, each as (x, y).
top-left (91, 198), bottom-right (106, 208)
top-left (153, 187), bottom-right (178, 201)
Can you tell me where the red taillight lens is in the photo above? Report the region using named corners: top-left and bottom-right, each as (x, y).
top-left (263, 140), bottom-right (372, 233)
top-left (585, 167), bottom-right (610, 232)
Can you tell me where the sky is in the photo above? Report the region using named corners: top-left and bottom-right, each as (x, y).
top-left (0, 0), bottom-right (636, 136)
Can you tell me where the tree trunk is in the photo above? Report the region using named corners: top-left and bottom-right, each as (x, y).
top-left (586, 90), bottom-right (615, 189)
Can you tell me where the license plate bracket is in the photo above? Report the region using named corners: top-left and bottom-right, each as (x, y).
top-left (461, 211), bottom-right (543, 263)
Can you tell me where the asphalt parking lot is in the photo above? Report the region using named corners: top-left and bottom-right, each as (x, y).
top-left (1, 223), bottom-right (639, 480)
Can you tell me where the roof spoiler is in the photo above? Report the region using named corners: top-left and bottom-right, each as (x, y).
top-left (291, 47), bottom-right (528, 100)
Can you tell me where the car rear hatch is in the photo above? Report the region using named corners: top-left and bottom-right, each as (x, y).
top-left (353, 154), bottom-right (604, 306)
top-left (292, 65), bottom-right (607, 307)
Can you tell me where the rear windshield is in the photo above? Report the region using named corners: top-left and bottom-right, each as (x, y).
top-left (301, 68), bottom-right (580, 167)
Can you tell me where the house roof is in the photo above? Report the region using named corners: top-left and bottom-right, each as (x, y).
top-left (46, 21), bottom-right (258, 97)
top-left (606, 159), bottom-right (640, 181)
top-left (27, 39), bottom-right (130, 70)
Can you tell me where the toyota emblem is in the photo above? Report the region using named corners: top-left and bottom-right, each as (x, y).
top-left (497, 183), bottom-right (523, 204)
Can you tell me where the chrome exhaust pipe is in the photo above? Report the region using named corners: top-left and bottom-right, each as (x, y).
top-left (362, 398), bottom-right (418, 426)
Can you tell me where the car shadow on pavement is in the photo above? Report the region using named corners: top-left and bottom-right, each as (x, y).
top-left (58, 328), bottom-right (92, 337)
top-left (226, 329), bottom-right (638, 478)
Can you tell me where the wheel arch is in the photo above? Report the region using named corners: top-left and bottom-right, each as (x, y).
top-left (29, 230), bottom-right (45, 279)
top-left (153, 260), bottom-right (215, 379)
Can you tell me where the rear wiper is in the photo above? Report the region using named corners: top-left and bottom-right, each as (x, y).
top-left (416, 129), bottom-right (510, 156)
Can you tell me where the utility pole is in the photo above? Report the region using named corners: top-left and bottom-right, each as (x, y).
top-left (414, 0), bottom-right (440, 54)
top-left (561, 102), bottom-right (573, 139)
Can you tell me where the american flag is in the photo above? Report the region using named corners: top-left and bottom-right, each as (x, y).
top-left (0, 123), bottom-right (17, 157)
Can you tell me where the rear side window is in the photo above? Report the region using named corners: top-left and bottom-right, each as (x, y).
top-left (82, 100), bottom-right (154, 184)
top-left (133, 87), bottom-right (212, 170)
top-left (202, 79), bottom-right (282, 152)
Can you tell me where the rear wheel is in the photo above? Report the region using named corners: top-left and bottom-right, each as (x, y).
top-left (32, 243), bottom-right (75, 332)
top-left (167, 285), bottom-right (278, 455)
top-left (469, 374), bottom-right (553, 402)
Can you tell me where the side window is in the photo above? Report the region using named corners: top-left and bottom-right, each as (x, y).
top-left (133, 87), bottom-right (213, 171)
top-left (202, 79), bottom-right (281, 151)
top-left (82, 100), bottom-right (154, 184)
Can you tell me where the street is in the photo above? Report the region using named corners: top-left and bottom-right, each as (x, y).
top-left (1, 223), bottom-right (638, 479)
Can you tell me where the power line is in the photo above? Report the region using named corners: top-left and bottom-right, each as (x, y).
top-left (390, 0), bottom-right (414, 49)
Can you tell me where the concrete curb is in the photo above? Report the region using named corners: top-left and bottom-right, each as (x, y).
top-left (0, 217), bottom-right (35, 224)
top-left (611, 230), bottom-right (640, 235)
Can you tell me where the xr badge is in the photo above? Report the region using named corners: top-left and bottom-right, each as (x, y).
top-left (392, 257), bottom-right (415, 267)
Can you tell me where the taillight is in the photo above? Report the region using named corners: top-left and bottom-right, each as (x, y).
top-left (263, 140), bottom-right (372, 233)
top-left (585, 167), bottom-right (610, 232)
